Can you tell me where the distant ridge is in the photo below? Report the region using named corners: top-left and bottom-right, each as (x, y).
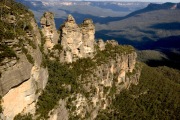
top-left (126, 2), bottom-right (180, 18)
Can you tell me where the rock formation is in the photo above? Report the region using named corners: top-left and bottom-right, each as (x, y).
top-left (0, 1), bottom-right (141, 119)
top-left (97, 39), bottom-right (105, 51)
top-left (49, 42), bottom-right (141, 119)
top-left (0, 11), bottom-right (48, 119)
top-left (40, 12), bottom-right (59, 51)
top-left (59, 15), bottom-right (95, 63)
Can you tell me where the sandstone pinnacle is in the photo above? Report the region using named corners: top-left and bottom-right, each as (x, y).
top-left (67, 14), bottom-right (76, 23)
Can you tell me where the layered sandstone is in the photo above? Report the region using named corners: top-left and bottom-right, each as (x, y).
top-left (59, 15), bottom-right (95, 63)
top-left (40, 12), bottom-right (59, 50)
top-left (50, 41), bottom-right (141, 120)
top-left (0, 17), bottom-right (48, 119)
top-left (0, 9), bottom-right (141, 120)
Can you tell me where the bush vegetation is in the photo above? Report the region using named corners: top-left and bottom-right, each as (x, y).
top-left (0, 0), bottom-right (33, 40)
top-left (14, 113), bottom-right (33, 120)
top-left (95, 43), bottom-right (134, 64)
top-left (97, 64), bottom-right (180, 120)
top-left (27, 39), bottom-right (37, 49)
top-left (36, 43), bottom-right (136, 118)
top-left (26, 54), bottom-right (34, 64)
top-left (36, 60), bottom-right (78, 118)
top-left (0, 44), bottom-right (17, 63)
top-left (0, 96), bottom-right (3, 113)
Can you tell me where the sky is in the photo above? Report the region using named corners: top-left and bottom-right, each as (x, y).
top-left (84, 0), bottom-right (180, 2)
top-left (28, 0), bottom-right (180, 3)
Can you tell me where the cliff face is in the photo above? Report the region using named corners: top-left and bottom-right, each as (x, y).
top-left (49, 40), bottom-right (141, 120)
top-left (0, 4), bottom-right (48, 119)
top-left (0, 2), bottom-right (141, 119)
top-left (40, 12), bottom-right (59, 51)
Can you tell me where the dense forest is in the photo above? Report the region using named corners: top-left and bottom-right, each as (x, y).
top-left (97, 65), bottom-right (180, 120)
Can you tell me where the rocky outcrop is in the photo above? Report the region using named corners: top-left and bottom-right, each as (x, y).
top-left (48, 100), bottom-right (69, 120)
top-left (68, 46), bottom-right (140, 119)
top-left (40, 12), bottom-right (59, 51)
top-left (97, 39), bottom-right (105, 51)
top-left (50, 41), bottom-right (141, 120)
top-left (0, 6), bottom-right (141, 120)
top-left (2, 66), bottom-right (48, 120)
top-left (0, 16), bottom-right (48, 119)
top-left (59, 15), bottom-right (95, 63)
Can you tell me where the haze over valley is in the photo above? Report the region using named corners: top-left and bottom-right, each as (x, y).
top-left (17, 0), bottom-right (180, 69)
top-left (0, 0), bottom-right (179, 119)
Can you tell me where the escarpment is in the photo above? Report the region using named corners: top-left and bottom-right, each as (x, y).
top-left (0, 1), bottom-right (48, 119)
top-left (46, 40), bottom-right (141, 120)
top-left (0, 1), bottom-right (141, 119)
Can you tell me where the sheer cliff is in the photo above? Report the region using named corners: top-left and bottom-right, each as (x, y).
top-left (0, 1), bottom-right (48, 119)
top-left (0, 1), bottom-right (141, 120)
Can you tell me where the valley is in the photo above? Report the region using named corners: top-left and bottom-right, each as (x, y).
top-left (0, 0), bottom-right (179, 120)
top-left (17, 0), bottom-right (180, 69)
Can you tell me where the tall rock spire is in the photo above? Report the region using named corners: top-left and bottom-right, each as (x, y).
top-left (59, 15), bottom-right (95, 63)
top-left (40, 12), bottom-right (59, 51)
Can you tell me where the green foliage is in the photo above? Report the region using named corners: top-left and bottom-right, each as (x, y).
top-left (0, 96), bottom-right (3, 113)
top-left (52, 44), bottom-right (63, 51)
top-left (36, 58), bottom-right (98, 118)
top-left (109, 82), bottom-right (116, 96)
top-left (36, 60), bottom-right (78, 118)
top-left (0, 0), bottom-right (34, 40)
top-left (22, 46), bottom-right (28, 54)
top-left (156, 66), bottom-right (180, 84)
top-left (40, 56), bottom-right (47, 68)
top-left (0, 0), bottom-right (32, 16)
top-left (27, 39), bottom-right (37, 49)
top-left (0, 21), bottom-right (16, 39)
top-left (97, 65), bottom-right (180, 120)
top-left (95, 43), bottom-right (134, 64)
top-left (26, 54), bottom-right (34, 64)
top-left (0, 44), bottom-right (17, 62)
top-left (71, 58), bottom-right (96, 78)
top-left (36, 44), bottom-right (136, 118)
top-left (14, 113), bottom-right (33, 120)
top-left (39, 29), bottom-right (46, 52)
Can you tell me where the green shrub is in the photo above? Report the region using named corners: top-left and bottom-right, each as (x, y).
top-left (0, 44), bottom-right (17, 62)
top-left (97, 65), bottom-right (180, 120)
top-left (95, 43), bottom-right (135, 64)
top-left (36, 43), bottom-right (136, 118)
top-left (22, 47), bottom-right (28, 54)
top-left (28, 39), bottom-right (37, 49)
top-left (52, 44), bottom-right (62, 51)
top-left (36, 60), bottom-right (78, 118)
top-left (26, 54), bottom-right (34, 64)
top-left (0, 96), bottom-right (3, 113)
top-left (14, 113), bottom-right (33, 120)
